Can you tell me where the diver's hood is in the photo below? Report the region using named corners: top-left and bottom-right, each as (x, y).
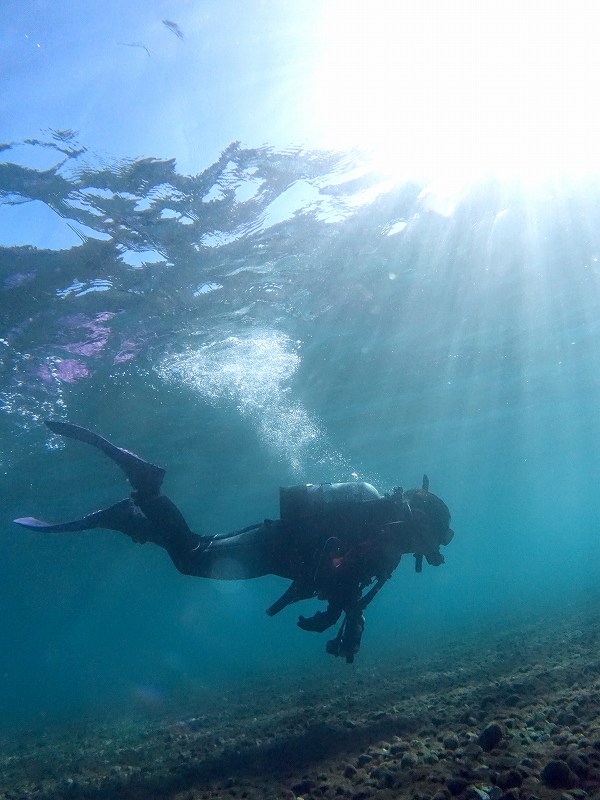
top-left (402, 474), bottom-right (454, 546)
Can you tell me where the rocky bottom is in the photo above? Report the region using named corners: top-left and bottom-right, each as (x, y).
top-left (2, 603), bottom-right (600, 800)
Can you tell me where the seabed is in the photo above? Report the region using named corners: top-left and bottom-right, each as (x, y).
top-left (2, 603), bottom-right (600, 800)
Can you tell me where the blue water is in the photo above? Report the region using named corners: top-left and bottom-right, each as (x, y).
top-left (2, 132), bottom-right (600, 736)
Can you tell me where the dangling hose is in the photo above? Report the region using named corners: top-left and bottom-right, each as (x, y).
top-left (312, 536), bottom-right (342, 584)
top-left (357, 576), bottom-right (387, 610)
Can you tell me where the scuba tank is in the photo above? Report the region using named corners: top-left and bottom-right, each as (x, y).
top-left (280, 482), bottom-right (382, 523)
top-left (279, 482), bottom-right (387, 547)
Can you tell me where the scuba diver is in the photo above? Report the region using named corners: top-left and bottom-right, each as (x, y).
top-left (13, 421), bottom-right (454, 663)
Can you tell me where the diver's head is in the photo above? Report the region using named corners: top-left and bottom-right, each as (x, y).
top-left (403, 474), bottom-right (454, 547)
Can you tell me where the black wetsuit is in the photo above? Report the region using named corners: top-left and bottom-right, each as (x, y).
top-left (14, 421), bottom-right (454, 662)
top-left (89, 489), bottom-right (424, 663)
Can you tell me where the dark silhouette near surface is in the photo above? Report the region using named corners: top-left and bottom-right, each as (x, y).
top-left (14, 421), bottom-right (454, 662)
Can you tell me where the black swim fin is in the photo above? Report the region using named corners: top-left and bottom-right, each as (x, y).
top-left (45, 421), bottom-right (165, 496)
top-left (13, 498), bottom-right (157, 542)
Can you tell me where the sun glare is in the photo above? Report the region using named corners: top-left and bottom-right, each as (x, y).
top-left (313, 0), bottom-right (600, 186)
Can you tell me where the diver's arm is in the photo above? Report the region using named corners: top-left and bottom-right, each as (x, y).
top-left (296, 558), bottom-right (365, 633)
top-left (326, 606), bottom-right (365, 663)
top-left (298, 592), bottom-right (365, 662)
top-left (297, 600), bottom-right (343, 632)
top-left (328, 576), bottom-right (388, 662)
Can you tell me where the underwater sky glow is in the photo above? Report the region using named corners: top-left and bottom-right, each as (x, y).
top-left (4, 0), bottom-right (599, 206)
top-left (315, 0), bottom-right (600, 185)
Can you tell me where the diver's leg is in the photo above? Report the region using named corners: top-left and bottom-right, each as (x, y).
top-left (173, 519), bottom-right (292, 580)
top-left (45, 420), bottom-right (165, 496)
top-left (133, 493), bottom-right (203, 557)
top-left (16, 423), bottom-right (289, 581)
top-left (14, 500), bottom-right (292, 583)
top-left (14, 499), bottom-right (157, 542)
top-left (14, 494), bottom-right (204, 552)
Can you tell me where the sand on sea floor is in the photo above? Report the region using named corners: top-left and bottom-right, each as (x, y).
top-left (2, 604), bottom-right (600, 800)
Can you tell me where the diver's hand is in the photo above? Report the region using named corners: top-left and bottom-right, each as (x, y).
top-left (424, 551), bottom-right (444, 566)
top-left (297, 612), bottom-right (335, 632)
top-left (298, 602), bottom-right (342, 633)
top-left (326, 611), bottom-right (364, 663)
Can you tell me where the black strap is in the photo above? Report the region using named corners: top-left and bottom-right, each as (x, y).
top-left (357, 577), bottom-right (387, 610)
